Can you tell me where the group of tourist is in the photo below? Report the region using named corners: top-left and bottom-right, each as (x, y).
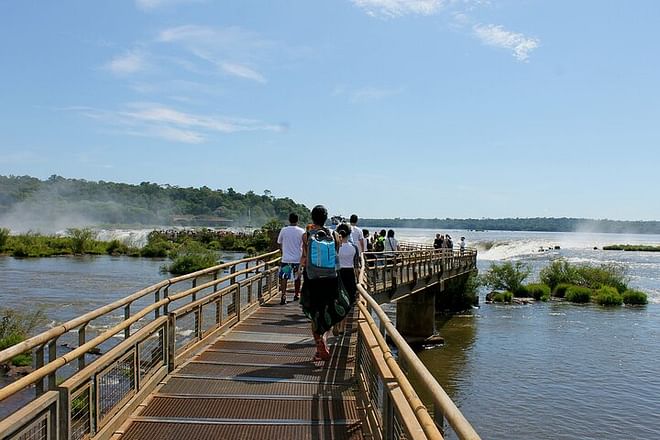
top-left (434, 233), bottom-right (466, 253)
top-left (276, 207), bottom-right (364, 361)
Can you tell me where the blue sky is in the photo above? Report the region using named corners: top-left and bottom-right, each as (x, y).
top-left (1, 0), bottom-right (659, 220)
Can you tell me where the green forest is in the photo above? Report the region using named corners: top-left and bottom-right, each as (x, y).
top-left (0, 175), bottom-right (311, 228)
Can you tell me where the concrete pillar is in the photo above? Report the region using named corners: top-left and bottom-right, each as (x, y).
top-left (396, 290), bottom-right (435, 339)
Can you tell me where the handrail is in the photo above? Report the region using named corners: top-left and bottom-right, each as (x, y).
top-left (0, 250), bottom-right (279, 364)
top-left (357, 284), bottom-right (481, 440)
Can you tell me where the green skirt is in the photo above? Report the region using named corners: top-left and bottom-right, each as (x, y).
top-left (300, 272), bottom-right (351, 336)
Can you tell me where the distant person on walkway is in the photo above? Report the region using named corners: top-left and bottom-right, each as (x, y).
top-left (384, 229), bottom-right (399, 254)
top-left (460, 237), bottom-right (466, 254)
top-left (445, 234), bottom-right (453, 250)
top-left (300, 205), bottom-right (350, 361)
top-left (334, 223), bottom-right (360, 335)
top-left (434, 233), bottom-right (444, 249)
top-left (349, 214), bottom-right (365, 253)
top-left (277, 213), bottom-right (305, 304)
top-left (374, 229), bottom-right (386, 252)
top-left (362, 229), bottom-right (372, 251)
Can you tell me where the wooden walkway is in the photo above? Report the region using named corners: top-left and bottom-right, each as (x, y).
top-left (116, 297), bottom-right (365, 440)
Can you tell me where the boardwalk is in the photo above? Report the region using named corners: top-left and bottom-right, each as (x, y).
top-left (118, 301), bottom-right (363, 440)
top-left (0, 246), bottom-right (480, 440)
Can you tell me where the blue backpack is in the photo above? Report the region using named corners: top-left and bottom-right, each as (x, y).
top-left (306, 228), bottom-right (337, 279)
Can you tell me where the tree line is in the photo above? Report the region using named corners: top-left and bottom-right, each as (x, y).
top-left (0, 175), bottom-right (311, 227)
top-left (360, 217), bottom-right (660, 234)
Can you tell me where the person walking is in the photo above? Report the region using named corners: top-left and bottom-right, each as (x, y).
top-left (334, 223), bottom-right (360, 335)
top-left (277, 213), bottom-right (305, 304)
top-left (460, 236), bottom-right (466, 254)
top-left (300, 205), bottom-right (350, 361)
top-left (434, 233), bottom-right (444, 249)
top-left (348, 214), bottom-right (365, 253)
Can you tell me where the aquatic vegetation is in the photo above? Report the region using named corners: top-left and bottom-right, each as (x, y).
top-left (540, 259), bottom-right (578, 290)
top-left (525, 283), bottom-right (551, 301)
top-left (540, 258), bottom-right (628, 293)
top-left (162, 241), bottom-right (219, 275)
top-left (552, 283), bottom-right (573, 298)
top-left (594, 286), bottom-right (623, 306)
top-left (603, 244), bottom-right (660, 252)
top-left (565, 286), bottom-right (592, 303)
top-left (622, 289), bottom-right (648, 305)
top-left (492, 291), bottom-right (513, 303)
top-left (480, 261), bottom-right (531, 296)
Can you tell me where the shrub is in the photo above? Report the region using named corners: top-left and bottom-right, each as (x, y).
top-left (525, 283), bottom-right (551, 301)
top-left (67, 228), bottom-right (96, 254)
top-left (594, 286), bottom-right (623, 306)
top-left (622, 289), bottom-right (648, 305)
top-left (492, 291), bottom-right (513, 303)
top-left (106, 239), bottom-right (129, 255)
top-left (141, 238), bottom-right (172, 258)
top-left (565, 286), bottom-right (592, 303)
top-left (575, 264), bottom-right (628, 293)
top-left (553, 283), bottom-right (573, 298)
top-left (540, 259), bottom-right (578, 290)
top-left (163, 241), bottom-right (218, 275)
top-left (480, 261), bottom-right (531, 295)
top-left (0, 227), bottom-right (9, 250)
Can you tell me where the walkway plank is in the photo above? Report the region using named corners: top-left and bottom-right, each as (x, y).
top-left (118, 298), bottom-right (365, 440)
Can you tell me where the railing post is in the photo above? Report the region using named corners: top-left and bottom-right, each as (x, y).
top-left (78, 324), bottom-right (87, 371)
top-left (124, 304), bottom-right (131, 340)
top-left (167, 313), bottom-right (176, 372)
top-left (47, 338), bottom-right (57, 390)
top-left (382, 388), bottom-right (392, 439)
top-left (191, 278), bottom-right (197, 302)
top-left (154, 288), bottom-right (160, 319)
top-left (35, 345), bottom-right (45, 396)
top-left (163, 285), bottom-right (169, 315)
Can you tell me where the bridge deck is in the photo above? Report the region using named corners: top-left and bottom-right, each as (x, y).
top-left (116, 298), bottom-right (365, 440)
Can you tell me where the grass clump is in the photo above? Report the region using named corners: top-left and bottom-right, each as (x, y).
top-left (525, 283), bottom-right (551, 301)
top-left (492, 291), bottom-right (513, 303)
top-left (162, 241), bottom-right (218, 275)
top-left (565, 286), bottom-right (592, 303)
top-left (622, 289), bottom-right (648, 305)
top-left (594, 286), bottom-right (623, 306)
top-left (552, 283), bottom-right (572, 298)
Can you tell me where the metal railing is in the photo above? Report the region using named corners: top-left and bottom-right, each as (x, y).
top-left (356, 242), bottom-right (481, 440)
top-left (0, 243), bottom-right (480, 440)
top-left (0, 250), bottom-right (280, 440)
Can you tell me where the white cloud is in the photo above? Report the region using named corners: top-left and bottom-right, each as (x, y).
top-left (351, 0), bottom-right (445, 18)
top-left (72, 103), bottom-right (284, 144)
top-left (104, 50), bottom-right (147, 75)
top-left (156, 25), bottom-right (273, 82)
top-left (220, 62), bottom-right (266, 83)
top-left (473, 24), bottom-right (540, 61)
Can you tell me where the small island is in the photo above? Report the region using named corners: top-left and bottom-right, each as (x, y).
top-left (603, 244), bottom-right (660, 252)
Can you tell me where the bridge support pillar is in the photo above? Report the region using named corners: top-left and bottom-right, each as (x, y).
top-left (396, 290), bottom-right (435, 339)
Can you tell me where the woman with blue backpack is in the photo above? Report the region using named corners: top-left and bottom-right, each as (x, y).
top-left (333, 223), bottom-right (360, 336)
top-left (300, 205), bottom-right (351, 361)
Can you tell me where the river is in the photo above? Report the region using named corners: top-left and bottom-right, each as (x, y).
top-left (1, 228), bottom-right (659, 438)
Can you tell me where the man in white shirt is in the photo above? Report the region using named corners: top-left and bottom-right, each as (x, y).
top-left (349, 214), bottom-right (365, 253)
top-left (277, 213), bottom-right (305, 304)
